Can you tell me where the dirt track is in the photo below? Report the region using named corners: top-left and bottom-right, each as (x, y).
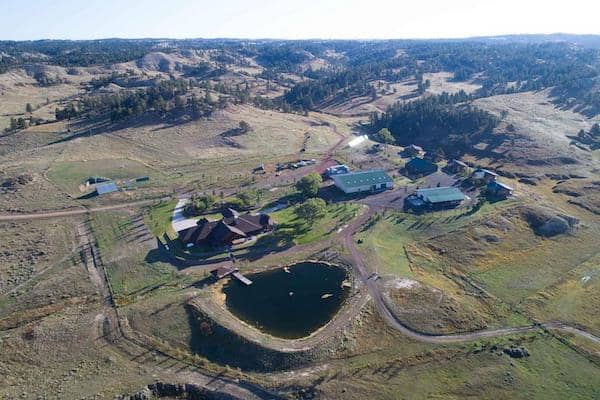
top-left (0, 197), bottom-right (168, 221)
top-left (341, 205), bottom-right (600, 345)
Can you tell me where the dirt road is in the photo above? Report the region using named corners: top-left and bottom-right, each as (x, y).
top-left (341, 205), bottom-right (600, 345)
top-left (0, 197), bottom-right (168, 221)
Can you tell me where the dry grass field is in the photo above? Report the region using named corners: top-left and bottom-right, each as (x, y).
top-left (0, 41), bottom-right (599, 399)
top-left (423, 71), bottom-right (482, 95)
top-left (472, 90), bottom-right (600, 175)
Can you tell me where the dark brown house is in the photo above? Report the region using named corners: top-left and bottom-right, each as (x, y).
top-left (404, 157), bottom-right (438, 177)
top-left (179, 208), bottom-right (274, 248)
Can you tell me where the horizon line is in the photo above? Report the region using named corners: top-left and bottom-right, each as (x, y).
top-left (2, 32), bottom-right (600, 43)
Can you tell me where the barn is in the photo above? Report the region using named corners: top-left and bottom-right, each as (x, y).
top-left (405, 186), bottom-right (466, 211)
top-left (332, 170), bottom-right (394, 194)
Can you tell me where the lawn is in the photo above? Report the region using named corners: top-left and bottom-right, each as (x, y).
top-left (145, 199), bottom-right (178, 238)
top-left (270, 202), bottom-right (362, 246)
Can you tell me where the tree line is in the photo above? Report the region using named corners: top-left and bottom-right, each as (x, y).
top-left (369, 92), bottom-right (499, 155)
top-left (55, 79), bottom-right (218, 122)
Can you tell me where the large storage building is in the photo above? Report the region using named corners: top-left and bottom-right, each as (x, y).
top-left (332, 170), bottom-right (394, 194)
top-left (404, 186), bottom-right (466, 211)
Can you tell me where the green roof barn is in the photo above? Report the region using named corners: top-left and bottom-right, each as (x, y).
top-left (405, 186), bottom-right (466, 211)
top-left (332, 170), bottom-right (394, 194)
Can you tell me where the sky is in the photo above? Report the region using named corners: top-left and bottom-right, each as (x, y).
top-left (1, 0), bottom-right (599, 41)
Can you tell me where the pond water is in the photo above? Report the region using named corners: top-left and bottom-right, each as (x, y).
top-left (223, 262), bottom-right (350, 339)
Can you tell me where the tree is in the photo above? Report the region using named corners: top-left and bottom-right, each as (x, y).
top-left (236, 189), bottom-right (262, 208)
top-left (295, 172), bottom-right (322, 198)
top-left (25, 103), bottom-right (33, 113)
top-left (294, 198), bottom-right (327, 226)
top-left (174, 95), bottom-right (185, 110)
top-left (591, 123), bottom-right (600, 137)
top-left (373, 128), bottom-right (395, 144)
top-left (184, 195), bottom-right (218, 216)
top-left (7, 117), bottom-right (27, 132)
top-left (238, 120), bottom-right (252, 133)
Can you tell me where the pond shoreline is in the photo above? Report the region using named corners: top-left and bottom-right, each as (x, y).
top-left (223, 261), bottom-right (351, 339)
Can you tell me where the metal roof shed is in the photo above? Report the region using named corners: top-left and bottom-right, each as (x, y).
top-left (332, 170), bottom-right (394, 194)
top-left (417, 187), bottom-right (465, 204)
top-left (95, 182), bottom-right (118, 195)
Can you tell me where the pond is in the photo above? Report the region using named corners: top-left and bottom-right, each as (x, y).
top-left (222, 262), bottom-right (350, 339)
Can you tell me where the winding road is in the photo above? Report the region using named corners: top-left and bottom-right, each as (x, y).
top-left (340, 205), bottom-right (600, 345)
top-left (1, 121), bottom-right (598, 398)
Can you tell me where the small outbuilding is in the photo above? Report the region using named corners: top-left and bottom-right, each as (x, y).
top-left (325, 164), bottom-right (350, 177)
top-left (402, 144), bottom-right (424, 158)
top-left (332, 170), bottom-right (394, 194)
top-left (423, 151), bottom-right (444, 163)
top-left (404, 158), bottom-right (438, 177)
top-left (95, 181), bottom-right (118, 195)
top-left (405, 186), bottom-right (466, 211)
top-left (487, 181), bottom-right (513, 199)
top-left (471, 168), bottom-right (498, 184)
top-left (445, 159), bottom-right (469, 174)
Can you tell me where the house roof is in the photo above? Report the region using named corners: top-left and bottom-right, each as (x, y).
top-left (417, 187), bottom-right (465, 204)
top-left (405, 157), bottom-right (438, 172)
top-left (229, 214), bottom-right (272, 234)
top-left (449, 159), bottom-right (468, 167)
top-left (488, 181), bottom-right (514, 191)
top-left (95, 181), bottom-right (118, 195)
top-left (179, 218), bottom-right (216, 243)
top-left (332, 170), bottom-right (393, 189)
top-left (210, 220), bottom-right (247, 243)
top-left (180, 211), bottom-right (273, 246)
top-left (473, 168), bottom-right (498, 177)
top-left (221, 208), bottom-right (240, 220)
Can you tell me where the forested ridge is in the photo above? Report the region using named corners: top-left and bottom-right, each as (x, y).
top-left (3, 36), bottom-right (600, 132)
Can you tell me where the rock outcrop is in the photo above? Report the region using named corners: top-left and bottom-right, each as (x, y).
top-left (119, 381), bottom-right (241, 400)
top-left (519, 206), bottom-right (579, 237)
